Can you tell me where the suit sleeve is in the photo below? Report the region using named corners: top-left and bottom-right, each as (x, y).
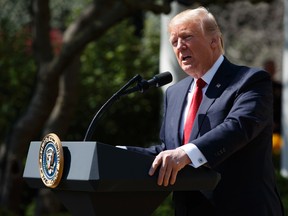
top-left (193, 69), bottom-right (273, 167)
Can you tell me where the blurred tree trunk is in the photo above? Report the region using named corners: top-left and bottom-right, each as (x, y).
top-left (0, 0), bottom-right (170, 214)
top-left (43, 57), bottom-right (80, 137)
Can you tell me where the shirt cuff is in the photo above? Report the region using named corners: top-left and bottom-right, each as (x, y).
top-left (179, 143), bottom-right (207, 168)
top-left (116, 145), bottom-right (127, 150)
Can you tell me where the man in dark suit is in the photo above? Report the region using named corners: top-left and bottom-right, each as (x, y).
top-left (125, 6), bottom-right (284, 216)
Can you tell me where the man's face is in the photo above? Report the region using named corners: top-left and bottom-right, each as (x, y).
top-left (169, 20), bottom-right (215, 78)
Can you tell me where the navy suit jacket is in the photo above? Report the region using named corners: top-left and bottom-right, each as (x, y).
top-left (127, 57), bottom-right (283, 215)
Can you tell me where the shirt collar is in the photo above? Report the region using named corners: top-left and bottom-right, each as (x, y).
top-left (199, 55), bottom-right (224, 85)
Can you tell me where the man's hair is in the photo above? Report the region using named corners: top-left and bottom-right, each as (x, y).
top-left (168, 6), bottom-right (224, 53)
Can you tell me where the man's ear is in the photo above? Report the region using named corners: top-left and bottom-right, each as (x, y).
top-left (210, 36), bottom-right (222, 50)
top-left (210, 37), bottom-right (218, 48)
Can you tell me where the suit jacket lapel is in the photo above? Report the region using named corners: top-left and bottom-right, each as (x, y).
top-left (190, 58), bottom-right (233, 139)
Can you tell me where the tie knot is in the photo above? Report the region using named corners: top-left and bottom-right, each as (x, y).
top-left (196, 78), bottom-right (206, 89)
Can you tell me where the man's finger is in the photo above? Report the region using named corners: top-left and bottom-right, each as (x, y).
top-left (170, 168), bottom-right (178, 185)
top-left (157, 158), bottom-right (167, 186)
top-left (149, 155), bottom-right (162, 176)
top-left (163, 164), bottom-right (172, 186)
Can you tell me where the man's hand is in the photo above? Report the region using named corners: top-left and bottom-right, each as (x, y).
top-left (148, 148), bottom-right (191, 186)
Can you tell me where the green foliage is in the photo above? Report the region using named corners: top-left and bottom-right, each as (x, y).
top-left (277, 172), bottom-right (288, 214)
top-left (268, 154), bottom-right (288, 214)
top-left (67, 18), bottom-right (163, 147)
top-left (0, 19), bottom-right (36, 141)
top-left (152, 194), bottom-right (174, 216)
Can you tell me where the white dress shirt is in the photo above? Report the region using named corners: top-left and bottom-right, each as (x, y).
top-left (179, 55), bottom-right (224, 168)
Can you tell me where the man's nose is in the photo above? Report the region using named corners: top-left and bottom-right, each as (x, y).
top-left (176, 38), bottom-right (186, 50)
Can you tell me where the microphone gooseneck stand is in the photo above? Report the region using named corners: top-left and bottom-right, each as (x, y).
top-left (83, 72), bottom-right (172, 141)
top-left (83, 74), bottom-right (142, 141)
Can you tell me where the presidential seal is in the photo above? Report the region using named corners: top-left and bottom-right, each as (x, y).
top-left (39, 133), bottom-right (64, 188)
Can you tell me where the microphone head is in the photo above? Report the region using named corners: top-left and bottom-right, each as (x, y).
top-left (153, 71), bottom-right (173, 87)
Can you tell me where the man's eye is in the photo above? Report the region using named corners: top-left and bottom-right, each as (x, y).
top-left (171, 40), bottom-right (178, 47)
top-left (184, 35), bottom-right (192, 41)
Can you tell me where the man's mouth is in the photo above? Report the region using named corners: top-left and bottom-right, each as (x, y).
top-left (182, 56), bottom-right (191, 61)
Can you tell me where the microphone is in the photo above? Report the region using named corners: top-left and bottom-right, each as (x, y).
top-left (83, 72), bottom-right (172, 141)
top-left (140, 71), bottom-right (173, 91)
top-left (123, 72), bottom-right (173, 95)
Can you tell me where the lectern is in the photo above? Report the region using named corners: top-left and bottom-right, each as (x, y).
top-left (23, 141), bottom-right (220, 216)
